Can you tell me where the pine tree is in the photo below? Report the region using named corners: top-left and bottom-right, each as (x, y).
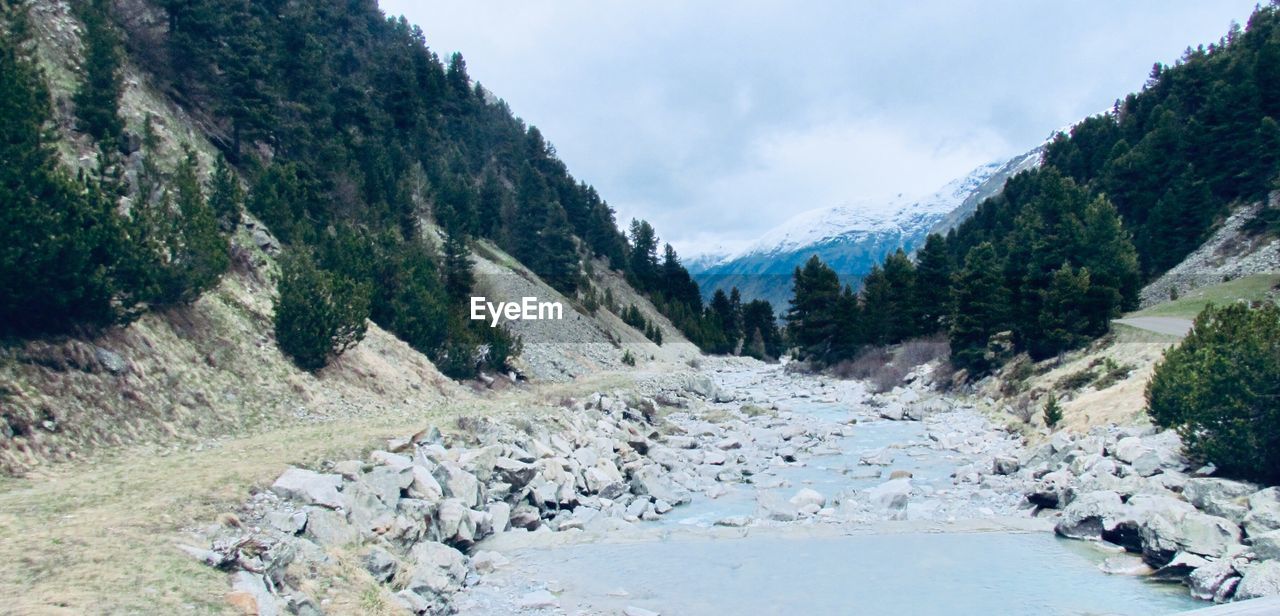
top-left (914, 234), bottom-right (953, 334)
top-left (949, 242), bottom-right (1008, 375)
top-left (274, 251), bottom-right (370, 371)
top-left (881, 248), bottom-right (917, 342)
top-left (208, 155), bottom-right (244, 231)
top-left (131, 144), bottom-right (230, 307)
top-left (787, 255), bottom-right (842, 364)
top-left (442, 228), bottom-right (474, 302)
top-left (1, 13), bottom-right (132, 337)
top-left (1034, 263), bottom-right (1092, 357)
top-left (73, 0), bottom-right (125, 151)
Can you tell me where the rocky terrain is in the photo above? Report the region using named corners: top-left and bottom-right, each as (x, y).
top-left (1140, 192), bottom-right (1280, 309)
top-left (185, 358), bottom-right (1071, 615)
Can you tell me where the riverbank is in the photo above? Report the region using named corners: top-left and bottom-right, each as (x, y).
top-left (183, 356), bottom-right (1233, 614)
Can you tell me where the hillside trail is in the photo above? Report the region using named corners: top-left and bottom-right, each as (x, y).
top-left (1113, 317), bottom-right (1194, 337)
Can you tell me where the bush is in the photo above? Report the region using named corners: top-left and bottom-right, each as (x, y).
top-left (274, 252), bottom-right (370, 371)
top-left (896, 336), bottom-right (949, 368)
top-left (831, 347), bottom-right (892, 380)
top-left (1147, 303), bottom-right (1280, 483)
top-left (1043, 395), bottom-right (1063, 428)
top-left (622, 350), bottom-right (636, 366)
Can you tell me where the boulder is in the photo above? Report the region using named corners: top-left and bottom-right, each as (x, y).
top-left (992, 456), bottom-right (1020, 476)
top-left (304, 507), bottom-right (357, 546)
top-left (471, 550), bottom-right (510, 574)
top-left (517, 590), bottom-right (560, 609)
top-left (265, 510), bottom-right (307, 535)
top-left (435, 498), bottom-right (476, 545)
top-left (1245, 488), bottom-right (1280, 538)
top-left (363, 547), bottom-right (401, 583)
top-left (1235, 560), bottom-right (1280, 600)
top-left (271, 468), bottom-right (344, 509)
top-left (1055, 491), bottom-right (1124, 541)
top-left (878, 404), bottom-right (905, 421)
top-left (1098, 554), bottom-right (1154, 576)
top-left (1151, 552), bottom-right (1211, 581)
top-left (1250, 529), bottom-right (1280, 561)
top-left (486, 502), bottom-right (512, 534)
top-left (1189, 557), bottom-right (1241, 601)
top-left (363, 466), bottom-right (412, 506)
top-left (1140, 510), bottom-right (1241, 566)
top-left (409, 465), bottom-right (444, 501)
top-left (630, 465), bottom-right (691, 506)
top-left (407, 541), bottom-right (467, 596)
top-left (433, 462), bottom-right (481, 508)
top-left (227, 572), bottom-right (278, 616)
top-left (789, 488), bottom-right (826, 509)
top-left (866, 478), bottom-right (912, 520)
top-left (757, 491), bottom-right (799, 522)
top-left (715, 515), bottom-right (752, 527)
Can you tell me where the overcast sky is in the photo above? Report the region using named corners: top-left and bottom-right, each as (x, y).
top-left (379, 1), bottom-right (1258, 257)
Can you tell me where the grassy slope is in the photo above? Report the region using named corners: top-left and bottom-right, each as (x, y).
top-left (1127, 273), bottom-right (1280, 319)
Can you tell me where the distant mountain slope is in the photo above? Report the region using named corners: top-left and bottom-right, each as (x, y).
top-left (690, 145), bottom-right (1044, 310)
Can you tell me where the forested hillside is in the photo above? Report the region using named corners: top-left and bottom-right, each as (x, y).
top-left (787, 4), bottom-right (1280, 375)
top-left (0, 0), bottom-right (740, 377)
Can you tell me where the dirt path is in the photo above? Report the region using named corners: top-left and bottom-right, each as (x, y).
top-left (1113, 316), bottom-right (1194, 337)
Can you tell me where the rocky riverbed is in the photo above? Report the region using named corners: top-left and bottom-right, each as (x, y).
top-left (185, 357), bottom-right (1279, 614)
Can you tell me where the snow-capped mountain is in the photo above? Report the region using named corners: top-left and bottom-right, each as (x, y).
top-left (690, 144), bottom-right (1044, 311)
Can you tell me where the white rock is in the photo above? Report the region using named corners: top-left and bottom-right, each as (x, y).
top-left (516, 590), bottom-right (559, 609)
top-left (271, 468), bottom-right (344, 509)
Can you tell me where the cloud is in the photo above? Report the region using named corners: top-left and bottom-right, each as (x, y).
top-left (378, 0), bottom-right (1258, 256)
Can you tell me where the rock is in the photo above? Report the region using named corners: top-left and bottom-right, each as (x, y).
top-left (1235, 560), bottom-right (1280, 600)
top-left (903, 405), bottom-right (927, 421)
top-left (266, 510), bottom-right (307, 535)
top-left (370, 450), bottom-right (413, 472)
top-left (1055, 491), bottom-right (1124, 541)
top-left (866, 478), bottom-right (912, 519)
top-left (702, 450), bottom-right (728, 466)
top-left (878, 404), bottom-right (905, 421)
top-left (509, 504), bottom-right (541, 531)
top-left (392, 590), bottom-right (437, 615)
top-left (433, 462), bottom-right (481, 508)
top-left (1189, 557), bottom-right (1241, 601)
top-left (716, 437), bottom-right (744, 450)
top-left (630, 465), bottom-right (691, 506)
top-left (409, 465), bottom-right (444, 501)
top-left (887, 470), bottom-right (912, 480)
top-left (94, 347), bottom-right (127, 374)
top-left (227, 572), bottom-right (278, 616)
top-left (624, 607), bottom-right (660, 616)
top-left (304, 507), bottom-right (357, 546)
top-left (1184, 479), bottom-right (1255, 526)
top-left (757, 492), bottom-right (799, 522)
top-left (363, 547), bottom-right (400, 583)
top-left (1140, 510), bottom-right (1241, 566)
top-left (715, 515), bottom-right (752, 527)
top-left (789, 488), bottom-right (826, 509)
top-left (1250, 529), bottom-right (1280, 561)
top-left (683, 375), bottom-right (718, 400)
top-left (252, 228), bottom-right (280, 253)
top-left (363, 466), bottom-right (411, 506)
top-left (407, 541), bottom-right (467, 596)
top-left (1099, 554), bottom-right (1154, 576)
top-left (271, 468), bottom-right (344, 509)
top-left (487, 502), bottom-right (512, 534)
top-left (1151, 552), bottom-right (1211, 581)
top-left (492, 457), bottom-right (537, 490)
top-left (992, 456), bottom-right (1020, 476)
top-left (516, 590), bottom-right (559, 609)
top-left (1245, 488), bottom-right (1280, 538)
top-left (435, 498), bottom-right (476, 545)
top-left (471, 550), bottom-right (510, 574)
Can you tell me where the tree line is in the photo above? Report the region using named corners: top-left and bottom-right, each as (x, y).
top-left (1, 0), bottom-right (719, 375)
top-left (788, 4), bottom-right (1280, 376)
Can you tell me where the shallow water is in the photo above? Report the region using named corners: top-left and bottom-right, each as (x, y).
top-left (513, 531), bottom-right (1201, 615)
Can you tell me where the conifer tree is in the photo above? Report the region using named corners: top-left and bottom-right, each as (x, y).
top-left (787, 255), bottom-right (842, 364)
top-left (73, 0), bottom-right (125, 151)
top-left (274, 251), bottom-right (370, 371)
top-left (1034, 264), bottom-right (1092, 357)
top-left (949, 242), bottom-right (1008, 375)
top-left (208, 155), bottom-right (244, 231)
top-left (442, 228), bottom-right (474, 302)
top-left (914, 234), bottom-right (953, 335)
top-left (1, 13), bottom-right (132, 337)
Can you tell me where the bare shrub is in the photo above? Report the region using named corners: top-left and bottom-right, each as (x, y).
top-left (1010, 396), bottom-right (1036, 424)
top-left (831, 347), bottom-right (892, 380)
top-left (932, 359), bottom-right (959, 390)
top-left (686, 357), bottom-right (702, 369)
top-left (895, 336), bottom-right (949, 368)
top-left (869, 362), bottom-right (909, 393)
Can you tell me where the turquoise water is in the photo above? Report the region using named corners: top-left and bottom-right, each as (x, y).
top-left (515, 531), bottom-right (1201, 615)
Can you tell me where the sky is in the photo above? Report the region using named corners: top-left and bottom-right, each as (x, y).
top-left (379, 0), bottom-right (1259, 257)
